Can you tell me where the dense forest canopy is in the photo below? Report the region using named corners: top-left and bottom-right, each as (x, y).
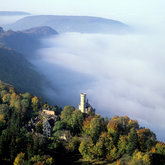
top-left (0, 80), bottom-right (165, 165)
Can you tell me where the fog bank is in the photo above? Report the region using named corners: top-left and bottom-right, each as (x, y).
top-left (30, 27), bottom-right (165, 142)
top-left (0, 15), bottom-right (29, 26)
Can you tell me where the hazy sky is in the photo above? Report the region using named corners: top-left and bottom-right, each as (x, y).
top-left (1, 1), bottom-right (165, 142)
top-left (1, 0), bottom-right (165, 22)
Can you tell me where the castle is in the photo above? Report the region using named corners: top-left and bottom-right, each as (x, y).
top-left (79, 93), bottom-right (95, 113)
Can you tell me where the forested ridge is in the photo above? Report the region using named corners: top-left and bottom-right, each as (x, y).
top-left (0, 27), bottom-right (41, 57)
top-left (0, 80), bottom-right (165, 165)
top-left (0, 47), bottom-right (42, 97)
top-left (0, 26), bottom-right (57, 99)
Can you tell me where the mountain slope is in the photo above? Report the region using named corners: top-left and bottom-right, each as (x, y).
top-left (3, 15), bottom-right (131, 34)
top-left (0, 26), bottom-right (57, 58)
top-left (0, 29), bottom-right (40, 58)
top-left (0, 26), bottom-right (58, 102)
top-left (0, 47), bottom-right (42, 96)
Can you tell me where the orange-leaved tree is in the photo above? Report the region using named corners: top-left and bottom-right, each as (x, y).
top-left (137, 128), bottom-right (154, 152)
top-left (82, 115), bottom-right (94, 134)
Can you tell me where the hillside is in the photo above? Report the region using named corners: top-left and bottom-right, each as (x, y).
top-left (0, 47), bottom-right (42, 96)
top-left (0, 26), bottom-right (57, 58)
top-left (3, 15), bottom-right (131, 34)
top-left (22, 26), bottom-right (58, 38)
top-left (0, 80), bottom-right (165, 164)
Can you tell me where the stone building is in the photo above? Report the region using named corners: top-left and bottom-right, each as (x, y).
top-left (43, 119), bottom-right (54, 138)
top-left (79, 93), bottom-right (95, 113)
top-left (39, 108), bottom-right (59, 121)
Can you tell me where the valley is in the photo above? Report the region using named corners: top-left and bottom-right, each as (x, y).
top-left (0, 7), bottom-right (165, 164)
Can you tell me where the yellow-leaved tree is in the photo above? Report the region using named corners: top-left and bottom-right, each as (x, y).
top-left (101, 132), bottom-right (117, 161)
top-left (79, 137), bottom-right (94, 160)
top-left (2, 93), bottom-right (11, 104)
top-left (13, 152), bottom-right (25, 165)
top-left (31, 96), bottom-right (39, 111)
top-left (155, 142), bottom-right (165, 155)
top-left (117, 135), bottom-right (128, 156)
top-left (131, 150), bottom-right (151, 165)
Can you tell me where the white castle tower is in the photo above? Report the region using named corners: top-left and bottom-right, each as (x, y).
top-left (79, 93), bottom-right (95, 113)
top-left (79, 93), bottom-right (86, 113)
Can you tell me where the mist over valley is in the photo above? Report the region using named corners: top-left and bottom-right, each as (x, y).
top-left (0, 11), bottom-right (31, 26)
top-left (1, 8), bottom-right (165, 142)
top-left (31, 29), bottom-right (165, 142)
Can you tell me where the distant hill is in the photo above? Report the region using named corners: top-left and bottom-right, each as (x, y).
top-left (22, 26), bottom-right (58, 38)
top-left (0, 11), bottom-right (31, 16)
top-left (0, 26), bottom-right (57, 58)
top-left (0, 47), bottom-right (42, 96)
top-left (3, 15), bottom-right (131, 34)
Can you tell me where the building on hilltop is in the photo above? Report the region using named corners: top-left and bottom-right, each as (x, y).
top-left (39, 108), bottom-right (59, 121)
top-left (79, 93), bottom-right (95, 113)
top-left (42, 109), bottom-right (55, 116)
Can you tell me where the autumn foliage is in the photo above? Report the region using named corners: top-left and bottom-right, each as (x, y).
top-left (0, 80), bottom-right (165, 164)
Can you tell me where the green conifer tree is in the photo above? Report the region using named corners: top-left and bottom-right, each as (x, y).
top-left (127, 128), bottom-right (139, 156)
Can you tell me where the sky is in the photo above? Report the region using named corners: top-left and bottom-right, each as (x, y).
top-left (1, 0), bottom-right (165, 142)
top-left (1, 0), bottom-right (165, 22)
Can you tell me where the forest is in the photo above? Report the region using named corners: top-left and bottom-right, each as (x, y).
top-left (0, 47), bottom-right (43, 97)
top-left (0, 80), bottom-right (165, 165)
